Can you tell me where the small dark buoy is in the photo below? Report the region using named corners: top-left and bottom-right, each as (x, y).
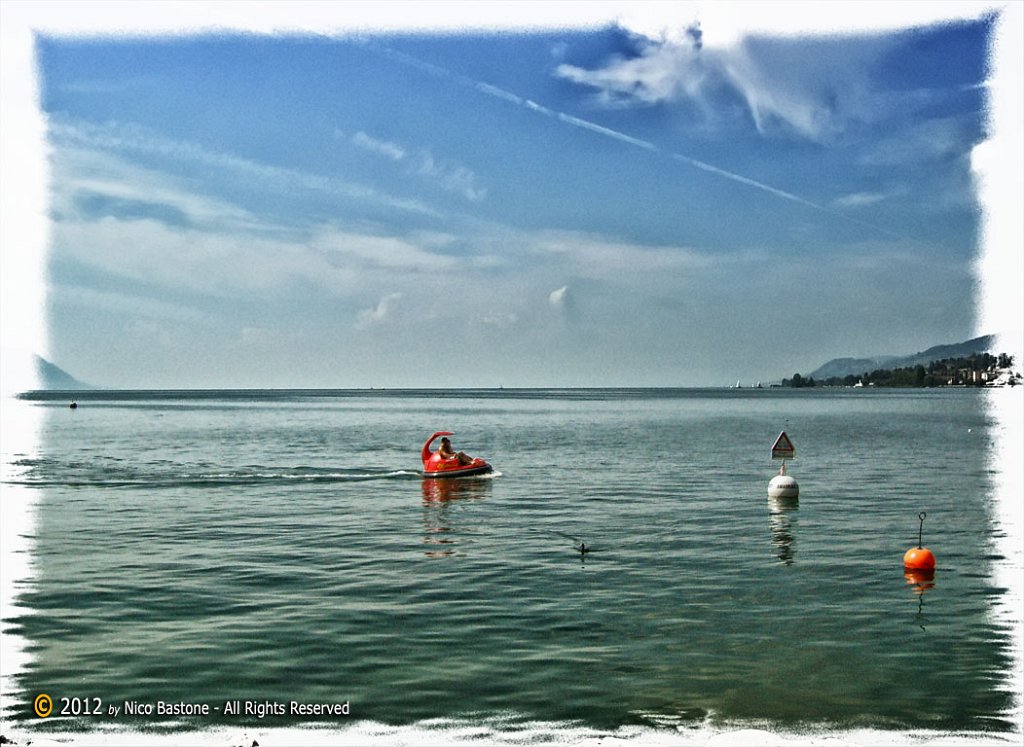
top-left (904, 511), bottom-right (936, 571)
top-left (576, 542), bottom-right (590, 556)
top-left (69, 401), bottom-right (78, 409)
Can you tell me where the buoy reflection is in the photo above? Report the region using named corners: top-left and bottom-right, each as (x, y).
top-left (905, 569), bottom-right (935, 631)
top-left (905, 568), bottom-right (935, 593)
top-left (421, 477), bottom-right (491, 558)
top-left (768, 495), bottom-right (799, 566)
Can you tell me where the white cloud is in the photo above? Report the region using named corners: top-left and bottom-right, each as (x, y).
top-left (52, 210), bottom-right (506, 303)
top-left (413, 151), bottom-right (488, 202)
top-left (459, 57), bottom-right (894, 232)
top-left (51, 283), bottom-right (208, 323)
top-left (860, 117), bottom-right (977, 166)
top-left (530, 229), bottom-right (714, 281)
top-left (480, 311), bottom-right (518, 327)
top-left (832, 191), bottom-right (888, 209)
top-left (554, 23), bottom-right (904, 141)
top-left (355, 292), bottom-right (402, 329)
top-left (311, 228), bottom-right (459, 271)
top-left (351, 131), bottom-right (406, 161)
top-left (51, 117), bottom-right (441, 218)
top-left (556, 34), bottom-right (707, 108)
top-left (53, 216), bottom-right (356, 298)
top-left (46, 130), bottom-right (498, 301)
top-left (347, 127), bottom-right (487, 202)
top-left (48, 133), bottom-right (506, 307)
top-left (714, 45), bottom-right (838, 139)
top-left (121, 317), bottom-right (188, 351)
top-left (53, 145), bottom-right (260, 231)
top-left (58, 74), bottom-right (162, 95)
top-left (548, 285), bottom-right (568, 308)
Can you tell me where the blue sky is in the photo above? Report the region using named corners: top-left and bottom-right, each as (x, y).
top-left (3, 2), bottom-right (1019, 388)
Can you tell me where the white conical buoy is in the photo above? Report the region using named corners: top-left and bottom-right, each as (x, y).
top-left (768, 461), bottom-right (799, 499)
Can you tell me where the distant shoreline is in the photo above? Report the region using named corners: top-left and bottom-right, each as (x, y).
top-left (14, 385), bottom-right (1010, 402)
top-left (782, 352), bottom-right (1020, 389)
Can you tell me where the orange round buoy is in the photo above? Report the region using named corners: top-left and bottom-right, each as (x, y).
top-left (904, 512), bottom-right (936, 570)
top-left (903, 546), bottom-right (936, 570)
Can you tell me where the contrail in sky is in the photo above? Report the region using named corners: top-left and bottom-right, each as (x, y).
top-left (363, 40), bottom-right (903, 240)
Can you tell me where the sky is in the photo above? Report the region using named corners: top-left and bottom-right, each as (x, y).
top-left (1, 2), bottom-right (1022, 389)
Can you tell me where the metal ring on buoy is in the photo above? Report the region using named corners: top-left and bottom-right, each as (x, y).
top-left (904, 512), bottom-right (935, 570)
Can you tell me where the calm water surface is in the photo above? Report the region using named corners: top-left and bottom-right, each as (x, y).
top-left (1, 388), bottom-right (1017, 739)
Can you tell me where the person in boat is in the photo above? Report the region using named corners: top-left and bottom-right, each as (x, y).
top-left (438, 436), bottom-right (474, 466)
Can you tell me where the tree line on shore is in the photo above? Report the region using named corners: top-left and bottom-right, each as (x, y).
top-left (782, 353), bottom-right (1017, 388)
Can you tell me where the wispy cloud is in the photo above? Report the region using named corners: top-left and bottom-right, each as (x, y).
top-left (311, 229), bottom-right (460, 271)
top-left (413, 151), bottom-right (487, 202)
top-left (553, 25), bottom-right (894, 142)
top-left (555, 26), bottom-right (710, 108)
top-left (53, 145), bottom-right (260, 231)
top-left (58, 75), bottom-right (164, 95)
top-left (860, 116), bottom-right (979, 166)
top-left (351, 131), bottom-right (406, 161)
top-left (365, 42), bottom-right (902, 240)
top-left (480, 311), bottom-right (519, 327)
top-left (509, 86), bottom-right (842, 216)
top-left (527, 229), bottom-right (717, 281)
top-left (355, 292), bottom-right (403, 329)
top-left (832, 191), bottom-right (888, 209)
top-left (51, 117), bottom-right (441, 218)
top-left (53, 215), bottom-right (358, 298)
top-left (51, 205), bottom-right (498, 302)
top-left (49, 137), bottom-right (365, 299)
top-left (348, 129), bottom-right (487, 202)
top-left (47, 128), bottom-right (505, 309)
top-left (52, 283), bottom-right (209, 324)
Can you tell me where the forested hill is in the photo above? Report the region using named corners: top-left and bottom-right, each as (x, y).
top-left (784, 352), bottom-right (1017, 388)
top-left (808, 335), bottom-right (994, 380)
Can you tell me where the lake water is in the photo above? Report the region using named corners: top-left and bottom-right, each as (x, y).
top-left (1, 388), bottom-right (1020, 743)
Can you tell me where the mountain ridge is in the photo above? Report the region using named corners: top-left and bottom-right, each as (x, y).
top-left (34, 355), bottom-right (96, 390)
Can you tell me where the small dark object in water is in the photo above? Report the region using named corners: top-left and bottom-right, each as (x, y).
top-left (69, 401), bottom-right (78, 409)
top-left (577, 542), bottom-right (591, 556)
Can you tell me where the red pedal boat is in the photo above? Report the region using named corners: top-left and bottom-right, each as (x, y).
top-left (421, 431), bottom-right (493, 479)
